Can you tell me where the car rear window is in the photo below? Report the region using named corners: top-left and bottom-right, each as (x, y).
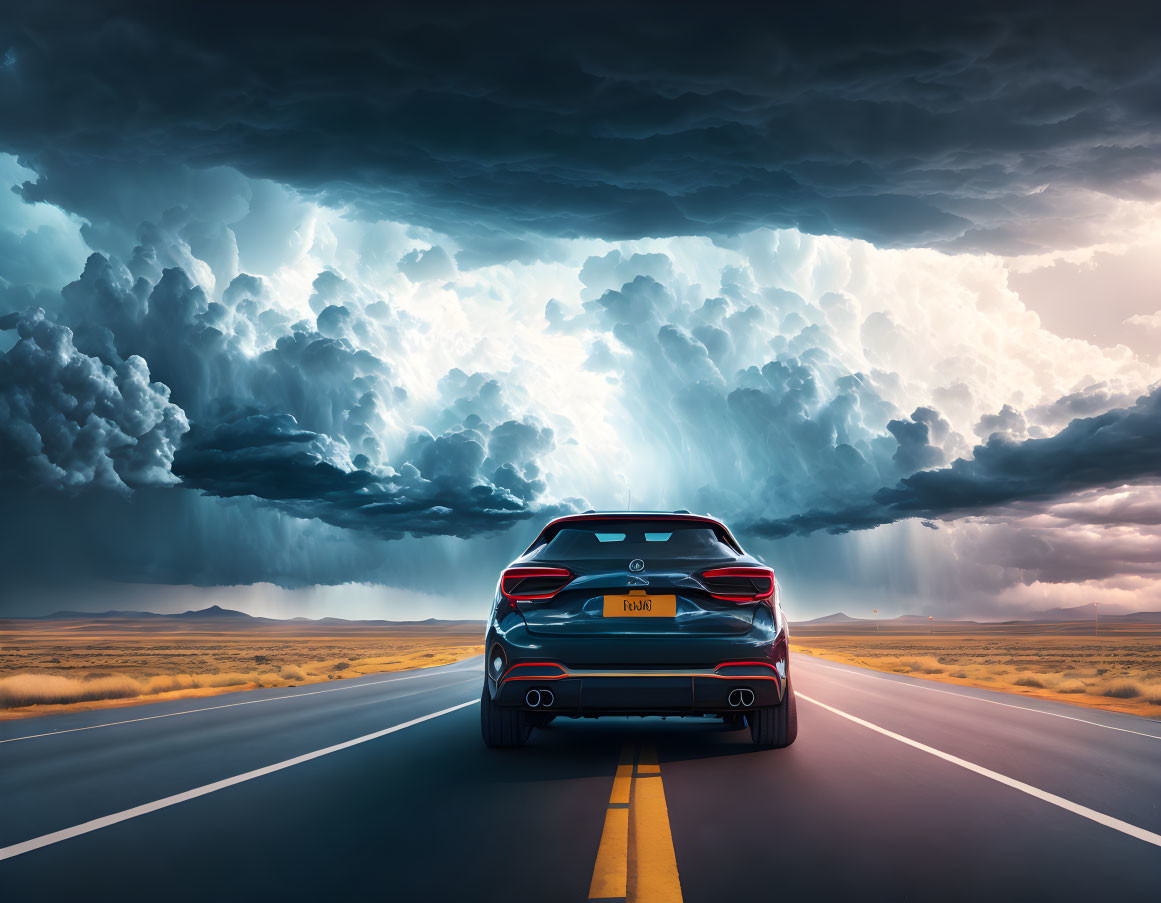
top-left (529, 521), bottom-right (735, 560)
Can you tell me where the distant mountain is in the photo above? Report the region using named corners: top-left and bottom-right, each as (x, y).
top-left (1015, 606), bottom-right (1161, 625)
top-left (795, 612), bottom-right (862, 625)
top-left (794, 606), bottom-right (1161, 626)
top-left (289, 615), bottom-right (474, 627)
top-left (37, 605), bottom-right (259, 621)
top-left (175, 605), bottom-right (257, 620)
top-left (1113, 611), bottom-right (1161, 623)
top-left (794, 612), bottom-right (977, 626)
top-left (24, 607), bottom-right (484, 627)
top-left (1011, 603), bottom-right (1104, 622)
top-left (39, 609), bottom-right (166, 619)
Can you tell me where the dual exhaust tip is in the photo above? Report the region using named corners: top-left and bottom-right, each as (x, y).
top-left (728, 687), bottom-right (755, 708)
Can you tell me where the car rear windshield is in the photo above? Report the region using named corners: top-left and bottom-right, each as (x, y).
top-left (529, 520), bottom-right (735, 561)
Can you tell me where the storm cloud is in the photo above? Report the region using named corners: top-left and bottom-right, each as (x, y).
top-left (3, 2), bottom-right (1161, 260)
top-left (2, 1), bottom-right (1161, 618)
top-left (0, 307), bottom-right (187, 490)
top-left (1, 241), bottom-right (579, 545)
top-left (749, 385), bottom-right (1161, 538)
top-left (172, 412), bottom-right (565, 540)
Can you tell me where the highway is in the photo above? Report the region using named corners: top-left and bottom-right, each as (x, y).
top-left (2, 655), bottom-right (1159, 902)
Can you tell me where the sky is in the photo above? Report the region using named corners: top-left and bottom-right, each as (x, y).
top-left (2, 1), bottom-right (1161, 621)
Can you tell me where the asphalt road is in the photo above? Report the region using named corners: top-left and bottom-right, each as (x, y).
top-left (2, 654), bottom-right (1159, 902)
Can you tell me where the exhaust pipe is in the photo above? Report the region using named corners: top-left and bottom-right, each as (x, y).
top-left (728, 688), bottom-right (743, 707)
top-left (525, 689), bottom-right (542, 707)
top-left (728, 688), bottom-right (756, 708)
top-left (540, 689), bottom-right (554, 707)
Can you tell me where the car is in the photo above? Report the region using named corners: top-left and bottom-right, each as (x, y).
top-left (480, 511), bottom-right (797, 749)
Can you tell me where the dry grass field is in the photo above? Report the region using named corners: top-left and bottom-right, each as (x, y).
top-left (791, 623), bottom-right (1161, 718)
top-left (0, 615), bottom-right (484, 720)
top-left (7, 612), bottom-right (1159, 721)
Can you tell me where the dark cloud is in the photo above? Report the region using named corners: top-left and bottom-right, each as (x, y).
top-left (888, 407), bottom-right (949, 472)
top-left (750, 385), bottom-right (1161, 537)
top-left (172, 413), bottom-right (562, 540)
top-left (1026, 383), bottom-right (1139, 433)
top-left (3, 2), bottom-right (1161, 261)
top-left (0, 486), bottom-right (542, 598)
top-left (0, 243), bottom-right (579, 551)
top-left (0, 307), bottom-right (187, 490)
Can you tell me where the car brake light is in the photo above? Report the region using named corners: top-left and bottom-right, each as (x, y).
top-left (701, 567), bottom-right (775, 602)
top-left (500, 567), bottom-right (573, 600)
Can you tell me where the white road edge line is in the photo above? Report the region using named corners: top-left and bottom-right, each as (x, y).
top-left (797, 692), bottom-right (1161, 849)
top-left (0, 698), bottom-right (480, 862)
top-left (0, 666), bottom-right (482, 744)
top-left (801, 657), bottom-right (1161, 741)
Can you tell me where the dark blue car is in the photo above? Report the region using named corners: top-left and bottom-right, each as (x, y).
top-left (481, 512), bottom-right (797, 748)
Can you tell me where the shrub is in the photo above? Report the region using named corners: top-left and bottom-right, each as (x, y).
top-left (1055, 679), bottom-right (1087, 694)
top-left (0, 673), bottom-right (142, 709)
top-left (144, 674), bottom-right (199, 693)
top-left (205, 672), bottom-right (252, 687)
top-left (279, 665), bottom-right (306, 680)
top-left (1013, 673), bottom-right (1049, 688)
top-left (1101, 680), bottom-right (1142, 699)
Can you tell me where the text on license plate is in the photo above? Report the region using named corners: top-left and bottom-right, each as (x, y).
top-left (602, 593), bottom-right (677, 617)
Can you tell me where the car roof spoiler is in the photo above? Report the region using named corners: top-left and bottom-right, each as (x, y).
top-left (523, 512), bottom-right (744, 555)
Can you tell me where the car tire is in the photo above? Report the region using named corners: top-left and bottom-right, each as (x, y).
top-left (748, 678), bottom-right (798, 749)
top-left (480, 683), bottom-right (532, 747)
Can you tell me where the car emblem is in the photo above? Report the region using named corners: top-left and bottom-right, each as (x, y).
top-left (628, 558), bottom-right (645, 572)
top-left (627, 575), bottom-right (650, 586)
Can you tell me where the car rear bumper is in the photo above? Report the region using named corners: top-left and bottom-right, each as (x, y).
top-left (493, 662), bottom-right (784, 715)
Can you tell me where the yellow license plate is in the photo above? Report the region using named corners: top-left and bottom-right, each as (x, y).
top-left (602, 592), bottom-right (677, 617)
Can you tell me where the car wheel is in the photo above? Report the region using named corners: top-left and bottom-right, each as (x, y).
top-left (748, 678), bottom-right (798, 749)
top-left (480, 682), bottom-right (532, 747)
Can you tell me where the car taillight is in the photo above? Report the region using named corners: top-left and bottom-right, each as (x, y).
top-left (500, 567), bottom-right (573, 600)
top-left (701, 567), bottom-right (775, 602)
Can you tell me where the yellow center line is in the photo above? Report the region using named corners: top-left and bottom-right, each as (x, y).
top-left (629, 744), bottom-right (682, 903)
top-left (589, 741), bottom-right (683, 903)
top-left (611, 760), bottom-right (634, 806)
top-left (589, 742), bottom-right (634, 900)
top-left (636, 744), bottom-right (661, 774)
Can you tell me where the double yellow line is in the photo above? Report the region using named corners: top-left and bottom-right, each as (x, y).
top-left (588, 742), bottom-right (683, 903)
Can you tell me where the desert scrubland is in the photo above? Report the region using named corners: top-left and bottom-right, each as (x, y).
top-left (791, 624), bottom-right (1161, 718)
top-left (0, 612), bottom-right (484, 720)
top-left (6, 611), bottom-right (1160, 721)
